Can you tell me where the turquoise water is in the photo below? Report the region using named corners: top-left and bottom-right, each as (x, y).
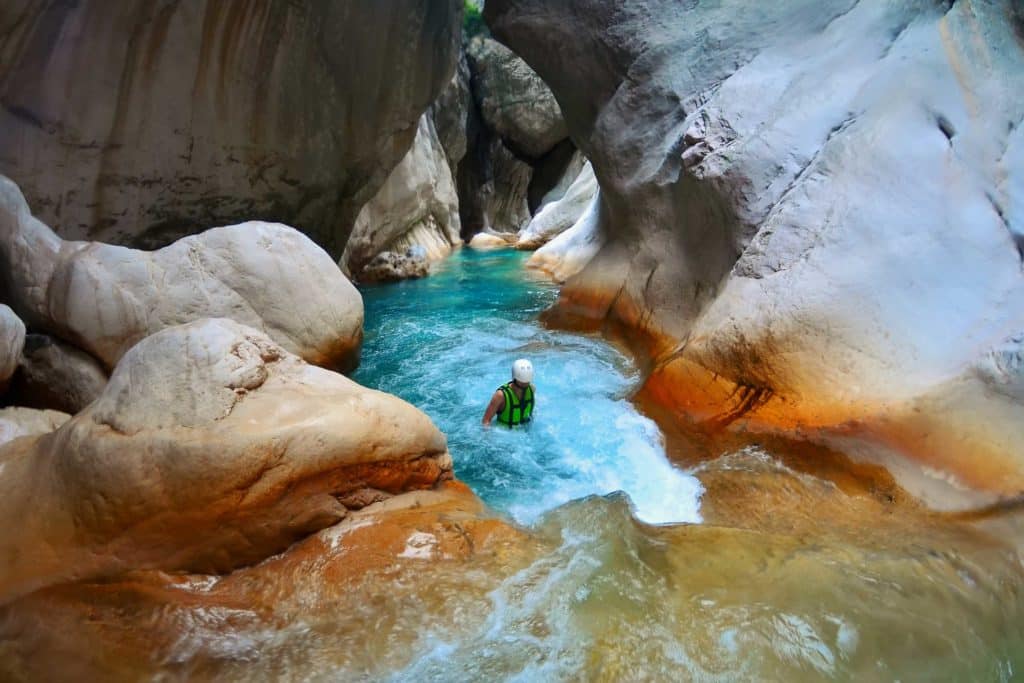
top-left (352, 249), bottom-right (1024, 682)
top-left (354, 248), bottom-right (703, 525)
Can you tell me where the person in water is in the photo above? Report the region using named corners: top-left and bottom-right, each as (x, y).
top-left (482, 358), bottom-right (535, 427)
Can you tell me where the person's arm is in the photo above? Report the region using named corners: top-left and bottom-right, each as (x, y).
top-left (482, 390), bottom-right (505, 425)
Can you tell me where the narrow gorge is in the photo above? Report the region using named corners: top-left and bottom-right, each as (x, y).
top-left (0, 1), bottom-right (1022, 680)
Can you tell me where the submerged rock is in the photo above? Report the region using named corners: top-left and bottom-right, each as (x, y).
top-left (0, 484), bottom-right (535, 680)
top-left (10, 335), bottom-right (108, 414)
top-left (0, 1), bottom-right (462, 255)
top-left (489, 0), bottom-right (1024, 493)
top-left (0, 319), bottom-right (454, 604)
top-left (0, 176), bottom-right (363, 371)
top-left (0, 305), bottom-right (24, 396)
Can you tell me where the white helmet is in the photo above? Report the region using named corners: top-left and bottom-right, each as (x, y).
top-left (512, 358), bottom-right (534, 384)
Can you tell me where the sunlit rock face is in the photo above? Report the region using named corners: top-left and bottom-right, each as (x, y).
top-left (0, 304), bottom-right (24, 396)
top-left (487, 0), bottom-right (1024, 493)
top-left (343, 114), bottom-right (463, 282)
top-left (0, 319), bottom-right (456, 605)
top-left (0, 176), bottom-right (363, 372)
top-left (0, 0), bottom-right (461, 255)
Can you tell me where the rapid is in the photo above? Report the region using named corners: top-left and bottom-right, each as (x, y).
top-left (352, 249), bottom-right (1024, 682)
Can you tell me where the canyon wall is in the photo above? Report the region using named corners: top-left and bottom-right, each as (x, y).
top-left (0, 0), bottom-right (461, 256)
top-left (487, 0), bottom-right (1024, 495)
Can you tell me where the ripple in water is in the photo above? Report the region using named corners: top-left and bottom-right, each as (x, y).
top-left (354, 248), bottom-right (703, 525)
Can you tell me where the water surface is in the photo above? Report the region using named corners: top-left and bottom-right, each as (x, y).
top-left (354, 248), bottom-right (703, 525)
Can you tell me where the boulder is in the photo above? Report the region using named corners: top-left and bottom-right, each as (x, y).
top-left (0, 318), bottom-right (454, 604)
top-left (466, 36), bottom-right (568, 159)
top-left (0, 176), bottom-right (363, 371)
top-left (488, 0), bottom-right (1024, 493)
top-left (468, 232), bottom-right (514, 250)
top-left (0, 305), bottom-right (24, 395)
top-left (343, 115), bottom-right (462, 280)
top-left (10, 335), bottom-right (108, 414)
top-left (518, 162), bottom-right (597, 249)
top-left (360, 249), bottom-right (431, 283)
top-left (0, 1), bottom-right (461, 255)
top-left (0, 407), bottom-right (69, 448)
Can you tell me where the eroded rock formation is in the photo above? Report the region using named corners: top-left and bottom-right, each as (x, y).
top-left (517, 162), bottom-right (597, 249)
top-left (0, 318), bottom-right (455, 604)
top-left (0, 176), bottom-right (363, 371)
top-left (344, 114), bottom-right (463, 282)
top-left (0, 0), bottom-right (461, 255)
top-left (0, 304), bottom-right (24, 395)
top-left (466, 36), bottom-right (568, 159)
top-left (488, 0), bottom-right (1024, 493)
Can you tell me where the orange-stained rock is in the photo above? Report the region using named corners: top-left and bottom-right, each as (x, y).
top-left (549, 279), bottom-right (1024, 502)
top-left (0, 318), bottom-right (456, 605)
top-left (0, 483), bottom-right (537, 680)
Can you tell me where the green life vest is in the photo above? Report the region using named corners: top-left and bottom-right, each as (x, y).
top-left (497, 382), bottom-right (534, 427)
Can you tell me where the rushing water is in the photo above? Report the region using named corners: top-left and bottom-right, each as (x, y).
top-left (354, 248), bottom-right (703, 526)
top-left (351, 249), bottom-right (1024, 682)
top-left (9, 249), bottom-right (1022, 681)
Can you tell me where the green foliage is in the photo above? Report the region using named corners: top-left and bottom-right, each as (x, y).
top-left (463, 1), bottom-right (487, 37)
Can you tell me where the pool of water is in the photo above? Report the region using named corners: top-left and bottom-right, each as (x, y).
top-left (351, 249), bottom-right (1024, 682)
top-left (354, 248), bottom-right (703, 526)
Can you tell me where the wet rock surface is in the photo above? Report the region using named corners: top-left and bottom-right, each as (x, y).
top-left (488, 0), bottom-right (1024, 492)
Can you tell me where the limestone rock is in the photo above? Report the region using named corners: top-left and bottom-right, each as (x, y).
top-left (488, 0), bottom-right (1024, 492)
top-left (0, 305), bottom-right (24, 395)
top-left (0, 483), bottom-right (535, 679)
top-left (343, 115), bottom-right (462, 280)
top-left (527, 191), bottom-right (605, 282)
top-left (0, 407), bottom-right (69, 448)
top-left (467, 36), bottom-right (568, 159)
top-left (518, 162), bottom-right (597, 249)
top-left (480, 138), bottom-right (534, 235)
top-left (469, 232), bottom-right (514, 250)
top-left (532, 146), bottom-right (588, 213)
top-left (360, 249), bottom-right (431, 283)
top-left (0, 176), bottom-right (363, 371)
top-left (10, 335), bottom-right (108, 414)
top-left (0, 319), bottom-right (453, 603)
top-left (0, 1), bottom-right (461, 255)
top-left (431, 47), bottom-right (474, 179)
